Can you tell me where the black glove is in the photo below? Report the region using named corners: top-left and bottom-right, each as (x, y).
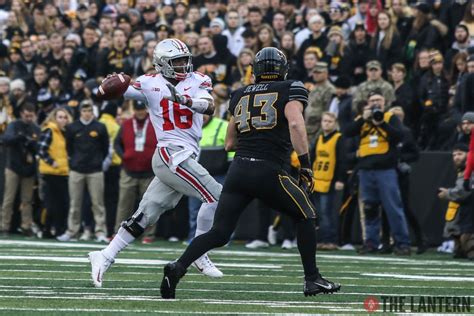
top-left (297, 154), bottom-right (314, 193)
top-left (463, 179), bottom-right (471, 191)
top-left (299, 167), bottom-right (315, 193)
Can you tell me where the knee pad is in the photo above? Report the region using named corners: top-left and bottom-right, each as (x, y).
top-left (121, 212), bottom-right (146, 238)
top-left (364, 204), bottom-right (379, 220)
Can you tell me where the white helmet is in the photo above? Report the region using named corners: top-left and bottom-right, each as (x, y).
top-left (153, 38), bottom-right (193, 81)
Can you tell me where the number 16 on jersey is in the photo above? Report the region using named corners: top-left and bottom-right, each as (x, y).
top-left (160, 99), bottom-right (193, 131)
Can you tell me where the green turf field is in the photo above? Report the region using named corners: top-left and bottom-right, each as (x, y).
top-left (0, 237), bottom-right (472, 315)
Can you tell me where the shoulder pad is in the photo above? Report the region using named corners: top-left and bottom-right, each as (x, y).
top-left (193, 72), bottom-right (213, 92)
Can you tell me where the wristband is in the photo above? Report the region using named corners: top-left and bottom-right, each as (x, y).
top-left (188, 98), bottom-right (209, 114)
top-left (298, 153), bottom-right (311, 169)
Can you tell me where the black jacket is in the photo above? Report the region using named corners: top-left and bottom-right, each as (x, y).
top-left (297, 33), bottom-right (329, 69)
top-left (1, 119), bottom-right (40, 177)
top-left (340, 39), bottom-right (370, 85)
top-left (418, 72), bottom-right (449, 114)
top-left (370, 32), bottom-right (403, 75)
top-left (65, 119), bottom-right (109, 173)
top-left (344, 114), bottom-right (404, 170)
top-left (394, 82), bottom-right (416, 128)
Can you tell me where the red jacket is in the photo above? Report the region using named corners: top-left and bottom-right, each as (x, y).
top-left (120, 116), bottom-right (157, 173)
top-left (465, 128), bottom-right (474, 180)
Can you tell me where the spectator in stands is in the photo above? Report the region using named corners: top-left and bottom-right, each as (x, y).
top-left (294, 9), bottom-right (319, 50)
top-left (242, 28), bottom-right (258, 53)
top-left (230, 48), bottom-right (254, 87)
top-left (209, 18), bottom-right (231, 58)
top-left (445, 24), bottom-right (473, 69)
top-left (272, 11), bottom-right (287, 42)
top-left (439, 143), bottom-right (472, 259)
top-left (391, 63), bottom-right (415, 128)
top-left (136, 39), bottom-right (157, 76)
top-left (246, 6), bottom-right (264, 34)
top-left (67, 69), bottom-right (87, 120)
top-left (194, 35), bottom-right (236, 85)
top-left (196, 0), bottom-right (224, 34)
top-left (28, 64), bottom-right (48, 104)
top-left (128, 32), bottom-right (145, 74)
top-left (418, 51), bottom-right (450, 150)
top-left (97, 28), bottom-right (132, 79)
top-left (460, 54), bottom-right (474, 113)
top-left (348, 0), bottom-right (369, 31)
top-left (352, 60), bottom-right (395, 112)
top-left (9, 78), bottom-right (27, 118)
top-left (342, 21), bottom-right (370, 85)
top-left (297, 15), bottom-right (328, 70)
top-left (344, 90), bottom-right (411, 255)
top-left (141, 5), bottom-right (158, 31)
top-left (299, 48), bottom-right (321, 88)
top-left (328, 75), bottom-right (353, 132)
top-left (370, 11), bottom-right (403, 75)
top-left (305, 62), bottom-right (335, 143)
top-left (457, 112), bottom-right (474, 146)
top-left (405, 2), bottom-right (448, 64)
top-left (57, 100), bottom-right (108, 242)
top-left (1, 103), bottom-right (40, 236)
top-left (0, 75), bottom-right (12, 208)
top-left (280, 32), bottom-right (300, 80)
top-left (324, 26), bottom-right (346, 80)
top-left (256, 24), bottom-right (279, 51)
top-left (223, 9), bottom-right (245, 57)
top-left (38, 107), bottom-right (71, 237)
top-left (99, 101), bottom-right (121, 237)
top-left (450, 52), bottom-right (469, 87)
top-left (114, 101), bottom-right (156, 242)
top-left (311, 112), bottom-right (345, 251)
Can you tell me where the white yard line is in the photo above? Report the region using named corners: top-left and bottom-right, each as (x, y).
top-left (363, 273), bottom-right (474, 282)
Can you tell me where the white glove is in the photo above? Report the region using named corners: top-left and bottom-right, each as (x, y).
top-left (165, 83), bottom-right (190, 105)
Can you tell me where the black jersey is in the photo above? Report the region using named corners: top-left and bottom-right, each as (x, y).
top-left (228, 80), bottom-right (308, 165)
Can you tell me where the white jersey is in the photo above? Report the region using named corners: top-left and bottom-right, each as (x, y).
top-left (124, 72), bottom-right (213, 156)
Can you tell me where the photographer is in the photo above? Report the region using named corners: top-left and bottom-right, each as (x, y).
top-left (344, 90), bottom-right (411, 255)
top-left (1, 103), bottom-right (40, 236)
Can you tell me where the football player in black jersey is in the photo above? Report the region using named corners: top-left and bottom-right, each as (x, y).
top-left (160, 47), bottom-right (341, 299)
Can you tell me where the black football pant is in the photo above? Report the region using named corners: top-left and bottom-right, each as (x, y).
top-left (178, 156), bottom-right (320, 278)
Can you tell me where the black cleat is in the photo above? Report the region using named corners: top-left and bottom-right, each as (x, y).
top-left (304, 274), bottom-right (341, 296)
top-left (160, 261), bottom-right (187, 299)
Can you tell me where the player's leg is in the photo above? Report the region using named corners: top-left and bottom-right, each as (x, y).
top-left (263, 170), bottom-right (341, 296)
top-left (157, 147), bottom-right (223, 276)
top-left (88, 150), bottom-right (183, 287)
top-left (160, 159), bottom-right (253, 299)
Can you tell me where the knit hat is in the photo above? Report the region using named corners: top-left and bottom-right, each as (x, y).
top-left (453, 143), bottom-right (469, 153)
top-left (10, 79), bottom-right (25, 91)
top-left (0, 76), bottom-right (10, 86)
top-left (210, 18), bottom-right (225, 29)
top-left (462, 112), bottom-right (474, 123)
top-left (334, 75), bottom-right (351, 89)
top-left (328, 26), bottom-right (343, 38)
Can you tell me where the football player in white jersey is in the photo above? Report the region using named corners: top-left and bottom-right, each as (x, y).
top-left (88, 38), bottom-right (224, 288)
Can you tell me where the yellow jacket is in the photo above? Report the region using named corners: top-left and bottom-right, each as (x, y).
top-left (99, 113), bottom-right (122, 166)
top-left (39, 122), bottom-right (69, 176)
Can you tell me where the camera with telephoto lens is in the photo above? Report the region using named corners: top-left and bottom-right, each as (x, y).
top-left (371, 105), bottom-right (384, 123)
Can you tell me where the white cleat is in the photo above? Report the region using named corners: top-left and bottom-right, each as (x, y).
top-left (88, 251), bottom-right (114, 288)
top-left (193, 253), bottom-right (223, 278)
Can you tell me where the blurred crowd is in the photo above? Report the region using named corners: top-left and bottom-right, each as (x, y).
top-left (0, 0), bottom-right (473, 259)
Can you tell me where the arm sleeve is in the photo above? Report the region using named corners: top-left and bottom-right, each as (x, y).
top-left (288, 81), bottom-right (309, 108)
top-left (37, 129), bottom-right (54, 165)
top-left (2, 122), bottom-right (20, 145)
top-left (343, 117), bottom-right (364, 137)
top-left (114, 127), bottom-right (124, 159)
top-left (380, 115), bottom-right (404, 144)
top-left (124, 77), bottom-right (148, 102)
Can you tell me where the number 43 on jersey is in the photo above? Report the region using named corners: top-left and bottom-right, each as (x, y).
top-left (234, 93), bottom-right (278, 132)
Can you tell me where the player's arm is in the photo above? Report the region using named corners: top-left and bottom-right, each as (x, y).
top-left (165, 83), bottom-right (214, 115)
top-left (225, 116), bottom-right (237, 151)
top-left (123, 79), bottom-right (147, 103)
top-left (285, 81), bottom-right (314, 192)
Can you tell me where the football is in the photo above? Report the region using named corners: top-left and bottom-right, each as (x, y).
top-left (97, 73), bottom-right (131, 100)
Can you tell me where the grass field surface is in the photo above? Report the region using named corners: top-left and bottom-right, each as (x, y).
top-left (0, 237), bottom-right (473, 315)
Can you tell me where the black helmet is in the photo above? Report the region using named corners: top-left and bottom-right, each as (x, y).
top-left (253, 47), bottom-right (288, 83)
